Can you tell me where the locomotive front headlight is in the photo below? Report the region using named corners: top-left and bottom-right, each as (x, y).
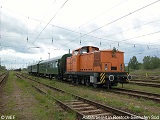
top-left (127, 74), bottom-right (132, 80)
top-left (104, 64), bottom-right (108, 70)
top-left (120, 64), bottom-right (123, 70)
top-left (109, 75), bottom-right (114, 81)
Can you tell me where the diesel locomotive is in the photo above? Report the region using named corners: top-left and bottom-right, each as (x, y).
top-left (28, 46), bottom-right (131, 88)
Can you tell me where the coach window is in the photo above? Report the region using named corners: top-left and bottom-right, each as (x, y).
top-left (52, 62), bottom-right (55, 68)
top-left (55, 61), bottom-right (58, 68)
top-left (50, 62), bottom-right (52, 68)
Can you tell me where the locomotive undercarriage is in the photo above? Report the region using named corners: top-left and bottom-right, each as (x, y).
top-left (64, 72), bottom-right (130, 89)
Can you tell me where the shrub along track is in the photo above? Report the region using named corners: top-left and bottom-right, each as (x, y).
top-left (16, 73), bottom-right (144, 120)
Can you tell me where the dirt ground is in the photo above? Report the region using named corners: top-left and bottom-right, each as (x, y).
top-left (0, 76), bottom-right (38, 120)
top-left (0, 72), bottom-right (73, 120)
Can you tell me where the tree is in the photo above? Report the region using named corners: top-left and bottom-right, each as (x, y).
top-left (128, 56), bottom-right (140, 70)
top-left (143, 56), bottom-right (160, 69)
top-left (143, 56), bottom-right (151, 69)
top-left (0, 65), bottom-right (6, 71)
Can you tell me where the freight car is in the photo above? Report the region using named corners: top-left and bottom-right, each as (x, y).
top-left (28, 46), bottom-right (131, 89)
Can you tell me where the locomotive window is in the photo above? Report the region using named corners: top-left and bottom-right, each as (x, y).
top-left (80, 47), bottom-right (89, 54)
top-left (111, 67), bottom-right (117, 70)
top-left (92, 47), bottom-right (98, 52)
top-left (73, 50), bottom-right (79, 55)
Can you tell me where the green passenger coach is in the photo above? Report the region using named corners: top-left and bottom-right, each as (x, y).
top-left (28, 54), bottom-right (72, 79)
top-left (38, 56), bottom-right (61, 79)
top-left (59, 54), bottom-right (72, 79)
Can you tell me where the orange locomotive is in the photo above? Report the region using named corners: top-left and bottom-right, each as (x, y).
top-left (65, 46), bottom-right (131, 88)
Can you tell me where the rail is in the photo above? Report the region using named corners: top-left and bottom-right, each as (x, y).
top-left (16, 73), bottom-right (144, 120)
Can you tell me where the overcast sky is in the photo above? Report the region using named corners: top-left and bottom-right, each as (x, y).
top-left (0, 0), bottom-right (160, 69)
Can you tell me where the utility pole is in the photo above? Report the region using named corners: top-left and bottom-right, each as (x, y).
top-left (48, 53), bottom-right (50, 59)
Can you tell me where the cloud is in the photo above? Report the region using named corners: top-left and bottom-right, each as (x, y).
top-left (1, 0), bottom-right (160, 69)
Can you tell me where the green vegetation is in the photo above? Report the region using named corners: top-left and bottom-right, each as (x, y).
top-left (129, 56), bottom-right (141, 70)
top-left (115, 84), bottom-right (160, 94)
top-left (128, 55), bottom-right (160, 70)
top-left (0, 71), bottom-right (75, 120)
top-left (27, 74), bottom-right (160, 116)
top-left (143, 56), bottom-right (160, 70)
top-left (0, 65), bottom-right (6, 72)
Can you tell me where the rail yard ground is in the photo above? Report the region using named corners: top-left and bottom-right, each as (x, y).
top-left (0, 71), bottom-right (75, 120)
top-left (0, 70), bottom-right (160, 120)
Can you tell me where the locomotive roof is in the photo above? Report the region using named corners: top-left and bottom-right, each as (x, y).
top-left (39, 55), bottom-right (62, 64)
top-left (100, 49), bottom-right (124, 53)
top-left (75, 46), bottom-right (99, 50)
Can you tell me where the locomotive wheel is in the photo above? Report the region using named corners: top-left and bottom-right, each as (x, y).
top-left (85, 79), bottom-right (90, 86)
top-left (71, 78), bottom-right (75, 84)
top-left (93, 84), bottom-right (102, 88)
top-left (81, 79), bottom-right (85, 85)
top-left (75, 79), bottom-right (80, 85)
top-left (49, 75), bottom-right (52, 80)
top-left (71, 80), bottom-right (75, 84)
top-left (107, 84), bottom-right (112, 89)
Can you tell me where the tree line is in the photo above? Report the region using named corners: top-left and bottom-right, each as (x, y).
top-left (128, 56), bottom-right (160, 70)
top-left (0, 65), bottom-right (6, 71)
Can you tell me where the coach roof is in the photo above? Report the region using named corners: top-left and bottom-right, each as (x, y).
top-left (39, 55), bottom-right (62, 64)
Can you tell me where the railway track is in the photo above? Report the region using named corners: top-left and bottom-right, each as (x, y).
top-left (21, 73), bottom-right (160, 103)
top-left (0, 72), bottom-right (9, 86)
top-left (16, 73), bottom-right (144, 120)
top-left (111, 88), bottom-right (160, 102)
top-left (131, 79), bottom-right (160, 83)
top-left (129, 81), bottom-right (160, 88)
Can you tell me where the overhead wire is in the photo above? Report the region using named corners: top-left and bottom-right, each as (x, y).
top-left (28, 0), bottom-right (57, 42)
top-left (43, 0), bottom-right (128, 44)
top-left (2, 1), bottom-right (155, 49)
top-left (59, 0), bottom-right (160, 47)
top-left (32, 16), bottom-right (160, 48)
top-left (102, 17), bottom-right (160, 38)
top-left (0, 0), bottom-right (127, 45)
top-left (1, 14), bottom-right (159, 51)
top-left (31, 0), bottom-right (69, 45)
top-left (76, 0), bottom-right (127, 30)
top-left (1, 0), bottom-right (160, 59)
top-left (85, 0), bottom-right (160, 35)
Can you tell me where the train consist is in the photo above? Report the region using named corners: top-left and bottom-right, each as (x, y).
top-left (28, 46), bottom-right (131, 88)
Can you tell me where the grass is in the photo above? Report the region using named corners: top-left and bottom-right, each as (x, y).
top-left (114, 83), bottom-right (160, 94)
top-left (0, 71), bottom-right (76, 120)
top-left (130, 69), bottom-right (160, 76)
top-left (25, 74), bottom-right (160, 116)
